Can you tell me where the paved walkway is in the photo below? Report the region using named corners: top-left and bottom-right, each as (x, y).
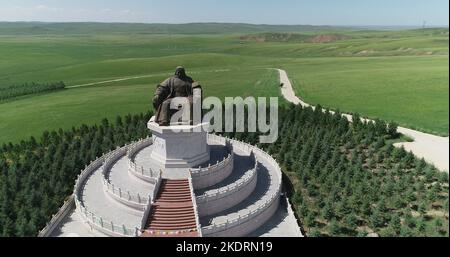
top-left (50, 209), bottom-right (107, 237)
top-left (277, 69), bottom-right (449, 173)
top-left (53, 137), bottom-right (301, 237)
top-left (80, 166), bottom-right (143, 229)
top-left (200, 147), bottom-right (281, 230)
top-left (195, 147), bottom-right (254, 196)
top-left (108, 154), bottom-right (155, 199)
top-left (248, 195), bottom-right (303, 237)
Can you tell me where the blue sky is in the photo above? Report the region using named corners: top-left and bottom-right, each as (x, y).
top-left (0, 0), bottom-right (448, 26)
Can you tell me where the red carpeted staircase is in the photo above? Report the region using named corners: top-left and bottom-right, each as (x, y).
top-left (141, 179), bottom-right (199, 237)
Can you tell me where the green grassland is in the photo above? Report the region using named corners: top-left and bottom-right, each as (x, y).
top-left (0, 66), bottom-right (281, 143)
top-left (283, 55), bottom-right (449, 134)
top-left (0, 23), bottom-right (448, 143)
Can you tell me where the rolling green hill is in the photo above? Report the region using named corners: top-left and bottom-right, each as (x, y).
top-left (239, 33), bottom-right (351, 43)
top-left (0, 22), bottom-right (349, 35)
top-left (0, 23), bottom-right (448, 143)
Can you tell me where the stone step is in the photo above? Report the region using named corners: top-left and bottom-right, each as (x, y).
top-left (159, 190), bottom-right (191, 194)
top-left (158, 196), bottom-right (192, 200)
top-left (150, 213), bottom-right (195, 218)
top-left (153, 209), bottom-right (194, 213)
top-left (148, 223), bottom-right (197, 228)
top-left (153, 208), bottom-right (194, 215)
top-left (157, 200), bottom-right (192, 204)
top-left (149, 218), bottom-right (196, 224)
top-left (148, 222), bottom-right (197, 227)
top-left (144, 178), bottom-right (198, 234)
top-left (163, 179), bottom-right (189, 183)
top-left (141, 231), bottom-right (199, 237)
top-left (162, 183), bottom-right (189, 187)
top-left (160, 188), bottom-right (190, 192)
top-left (154, 203), bottom-right (193, 208)
top-left (158, 195), bottom-right (191, 199)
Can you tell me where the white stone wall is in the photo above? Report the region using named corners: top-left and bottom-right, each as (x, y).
top-left (102, 145), bottom-right (150, 210)
top-left (127, 137), bottom-right (153, 160)
top-left (149, 122), bottom-right (210, 168)
top-left (196, 159), bottom-right (258, 217)
top-left (38, 195), bottom-right (75, 237)
top-left (127, 138), bottom-right (160, 184)
top-left (191, 153), bottom-right (234, 190)
top-left (73, 151), bottom-right (140, 237)
top-left (200, 137), bottom-right (283, 237)
top-left (75, 199), bottom-right (139, 237)
top-left (188, 176), bottom-right (203, 236)
top-left (203, 195), bottom-right (280, 237)
top-left (57, 133), bottom-right (284, 238)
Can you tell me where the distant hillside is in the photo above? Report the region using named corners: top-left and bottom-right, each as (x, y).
top-left (0, 22), bottom-right (351, 35)
top-left (348, 27), bottom-right (449, 39)
top-left (239, 33), bottom-right (351, 43)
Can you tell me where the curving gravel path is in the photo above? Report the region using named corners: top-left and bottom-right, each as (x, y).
top-left (277, 69), bottom-right (449, 173)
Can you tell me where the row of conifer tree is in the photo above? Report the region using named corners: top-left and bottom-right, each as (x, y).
top-left (0, 82), bottom-right (66, 101)
top-left (0, 105), bottom-right (448, 237)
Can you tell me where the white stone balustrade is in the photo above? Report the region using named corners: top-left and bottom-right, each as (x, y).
top-left (188, 176), bottom-right (203, 237)
top-left (63, 133), bottom-right (284, 237)
top-left (140, 169), bottom-right (163, 231)
top-left (127, 159), bottom-right (160, 184)
top-left (190, 153), bottom-right (233, 177)
top-left (196, 158), bottom-right (258, 204)
top-left (201, 188), bottom-right (280, 236)
top-left (190, 151), bottom-right (234, 190)
top-left (127, 138), bottom-right (160, 183)
top-left (74, 152), bottom-right (141, 237)
top-left (38, 195), bottom-right (75, 237)
top-left (189, 135), bottom-right (234, 190)
top-left (151, 169), bottom-right (163, 200)
top-left (75, 197), bottom-right (139, 237)
top-left (101, 145), bottom-right (150, 209)
top-left (201, 137), bottom-right (283, 237)
top-left (127, 137), bottom-right (153, 160)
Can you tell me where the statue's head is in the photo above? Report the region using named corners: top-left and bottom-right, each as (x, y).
top-left (175, 66), bottom-right (187, 79)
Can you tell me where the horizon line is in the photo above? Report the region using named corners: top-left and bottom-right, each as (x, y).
top-left (0, 20), bottom-right (448, 28)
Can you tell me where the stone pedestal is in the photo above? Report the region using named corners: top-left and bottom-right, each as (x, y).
top-left (148, 119), bottom-right (210, 169)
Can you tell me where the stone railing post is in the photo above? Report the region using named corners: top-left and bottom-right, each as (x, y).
top-left (188, 176), bottom-right (202, 237)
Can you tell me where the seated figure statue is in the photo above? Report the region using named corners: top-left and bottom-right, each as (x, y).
top-left (152, 66), bottom-right (201, 126)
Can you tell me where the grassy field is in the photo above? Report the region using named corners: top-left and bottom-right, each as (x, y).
top-left (0, 65), bottom-right (281, 143)
top-left (0, 23), bottom-right (448, 143)
top-left (283, 55), bottom-right (449, 135)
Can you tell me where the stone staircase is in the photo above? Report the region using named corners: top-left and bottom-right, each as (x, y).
top-left (142, 179), bottom-right (199, 237)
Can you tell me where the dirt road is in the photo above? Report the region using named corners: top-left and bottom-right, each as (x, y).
top-left (277, 69), bottom-right (449, 173)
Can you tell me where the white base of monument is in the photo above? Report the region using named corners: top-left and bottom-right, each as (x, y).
top-left (148, 119), bottom-right (210, 169)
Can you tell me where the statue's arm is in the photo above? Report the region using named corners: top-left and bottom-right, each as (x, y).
top-left (153, 80), bottom-right (171, 110)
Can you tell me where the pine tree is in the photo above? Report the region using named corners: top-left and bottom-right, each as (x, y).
top-left (418, 202), bottom-right (428, 216)
top-left (344, 213), bottom-right (358, 232)
top-left (416, 218), bottom-right (427, 234)
top-left (328, 219), bottom-right (341, 236)
top-left (389, 214), bottom-right (401, 235)
top-left (370, 210), bottom-right (385, 229)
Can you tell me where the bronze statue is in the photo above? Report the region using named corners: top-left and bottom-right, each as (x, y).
top-left (153, 67), bottom-right (201, 126)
